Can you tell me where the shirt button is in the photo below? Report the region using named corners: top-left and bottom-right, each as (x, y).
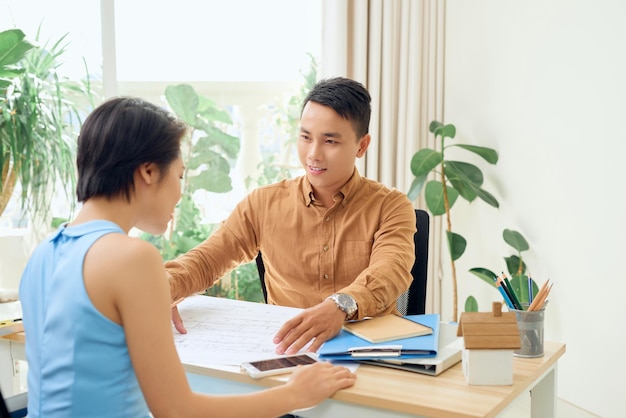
top-left (323, 274), bottom-right (329, 279)
top-left (325, 216), bottom-right (330, 222)
top-left (323, 245), bottom-right (329, 251)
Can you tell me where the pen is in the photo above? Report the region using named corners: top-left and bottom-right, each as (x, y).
top-left (528, 275), bottom-right (534, 305)
top-left (170, 297), bottom-right (185, 308)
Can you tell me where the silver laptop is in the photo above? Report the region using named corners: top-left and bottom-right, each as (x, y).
top-left (360, 322), bottom-right (462, 376)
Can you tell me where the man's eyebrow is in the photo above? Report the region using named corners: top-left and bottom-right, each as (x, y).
top-left (299, 127), bottom-right (342, 138)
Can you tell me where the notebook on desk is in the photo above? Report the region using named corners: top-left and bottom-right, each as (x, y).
top-left (359, 322), bottom-right (462, 376)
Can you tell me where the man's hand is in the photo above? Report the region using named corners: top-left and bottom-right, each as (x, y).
top-left (273, 299), bottom-right (346, 355)
top-left (171, 305), bottom-right (187, 334)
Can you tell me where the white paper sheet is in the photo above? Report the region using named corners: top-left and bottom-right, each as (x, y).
top-left (173, 295), bottom-right (303, 366)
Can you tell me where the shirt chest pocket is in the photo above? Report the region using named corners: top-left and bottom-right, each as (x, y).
top-left (338, 240), bottom-right (373, 279)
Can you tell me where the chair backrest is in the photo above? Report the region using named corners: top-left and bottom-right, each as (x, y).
top-left (255, 209), bottom-right (430, 316)
top-left (396, 209), bottom-right (429, 315)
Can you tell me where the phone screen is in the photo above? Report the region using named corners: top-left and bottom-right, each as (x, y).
top-left (248, 355), bottom-right (317, 372)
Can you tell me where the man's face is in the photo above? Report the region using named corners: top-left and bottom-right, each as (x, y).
top-left (297, 101), bottom-right (370, 195)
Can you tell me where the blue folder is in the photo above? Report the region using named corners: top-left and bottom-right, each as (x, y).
top-left (319, 314), bottom-right (440, 361)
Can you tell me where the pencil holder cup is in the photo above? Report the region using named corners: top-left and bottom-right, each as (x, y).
top-left (511, 307), bottom-right (545, 358)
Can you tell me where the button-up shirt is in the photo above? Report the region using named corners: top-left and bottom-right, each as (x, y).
top-left (166, 169), bottom-right (416, 319)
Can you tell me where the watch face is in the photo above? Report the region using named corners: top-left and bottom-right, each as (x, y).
top-left (336, 294), bottom-right (356, 314)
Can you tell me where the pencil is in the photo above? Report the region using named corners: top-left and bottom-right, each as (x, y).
top-left (170, 297), bottom-right (185, 308)
top-left (502, 273), bottom-right (524, 310)
top-left (495, 276), bottom-right (515, 309)
top-left (528, 280), bottom-right (551, 311)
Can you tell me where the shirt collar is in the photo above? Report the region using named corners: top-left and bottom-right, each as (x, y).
top-left (300, 168), bottom-right (362, 207)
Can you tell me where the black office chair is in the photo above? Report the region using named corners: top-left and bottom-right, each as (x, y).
top-left (255, 209), bottom-right (430, 315)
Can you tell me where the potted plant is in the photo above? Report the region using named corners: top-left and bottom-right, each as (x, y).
top-left (469, 228), bottom-right (539, 310)
top-left (408, 121), bottom-right (499, 321)
top-left (0, 28), bottom-right (93, 224)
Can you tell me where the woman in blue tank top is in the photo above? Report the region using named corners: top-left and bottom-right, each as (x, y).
top-left (19, 97), bottom-right (356, 417)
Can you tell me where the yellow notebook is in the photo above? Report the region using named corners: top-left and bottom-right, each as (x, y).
top-left (342, 315), bottom-right (433, 344)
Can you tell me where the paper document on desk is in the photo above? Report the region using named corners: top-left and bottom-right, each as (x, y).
top-left (172, 295), bottom-right (303, 366)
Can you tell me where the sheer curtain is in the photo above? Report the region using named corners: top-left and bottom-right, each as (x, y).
top-left (320, 0), bottom-right (446, 314)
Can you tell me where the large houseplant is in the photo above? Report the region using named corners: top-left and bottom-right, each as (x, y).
top-left (408, 121), bottom-right (499, 321)
top-left (0, 28), bottom-right (93, 223)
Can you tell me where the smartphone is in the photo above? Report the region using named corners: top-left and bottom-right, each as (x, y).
top-left (241, 353), bottom-right (318, 379)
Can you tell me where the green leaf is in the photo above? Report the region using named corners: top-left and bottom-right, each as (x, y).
top-left (475, 187), bottom-right (499, 208)
top-left (165, 84), bottom-right (200, 125)
top-left (441, 124), bottom-right (456, 139)
top-left (428, 120), bottom-right (443, 134)
top-left (453, 144), bottom-right (499, 164)
top-left (0, 29), bottom-right (34, 70)
top-left (187, 149), bottom-right (230, 173)
top-left (425, 180), bottom-right (459, 216)
top-left (445, 161), bottom-right (483, 186)
top-left (189, 168), bottom-right (233, 193)
top-left (410, 148), bottom-right (441, 177)
top-left (197, 127), bottom-right (240, 159)
top-left (197, 96), bottom-right (232, 124)
top-left (508, 274), bottom-right (528, 307)
top-left (445, 161), bottom-right (483, 202)
top-left (504, 255), bottom-right (526, 276)
top-left (464, 296), bottom-right (479, 312)
top-left (468, 267), bottom-right (498, 287)
top-left (503, 229), bottom-right (529, 252)
top-left (407, 174), bottom-right (427, 201)
top-left (447, 230), bottom-right (466, 261)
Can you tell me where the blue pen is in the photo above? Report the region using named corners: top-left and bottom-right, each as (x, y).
top-left (528, 275), bottom-right (533, 305)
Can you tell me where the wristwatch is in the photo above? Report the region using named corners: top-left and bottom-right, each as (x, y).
top-left (326, 293), bottom-right (358, 320)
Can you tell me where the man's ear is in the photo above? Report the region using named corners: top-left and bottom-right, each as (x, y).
top-left (137, 162), bottom-right (158, 185)
top-left (356, 134), bottom-right (371, 158)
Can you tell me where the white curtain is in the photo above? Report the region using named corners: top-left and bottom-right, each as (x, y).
top-left (321, 0), bottom-right (446, 314)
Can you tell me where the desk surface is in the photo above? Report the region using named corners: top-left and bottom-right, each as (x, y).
top-left (1, 303), bottom-right (565, 418)
top-left (184, 341), bottom-right (565, 418)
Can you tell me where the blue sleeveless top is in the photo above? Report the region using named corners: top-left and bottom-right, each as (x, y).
top-left (19, 220), bottom-right (151, 418)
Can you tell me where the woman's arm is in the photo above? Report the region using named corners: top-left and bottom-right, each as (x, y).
top-left (89, 235), bottom-right (355, 418)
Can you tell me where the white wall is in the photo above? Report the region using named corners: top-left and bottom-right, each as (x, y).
top-left (444, 1), bottom-right (625, 416)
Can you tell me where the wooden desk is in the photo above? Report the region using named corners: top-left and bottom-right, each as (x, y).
top-left (0, 322), bottom-right (565, 417)
top-left (0, 327), bottom-right (25, 396)
top-left (183, 341), bottom-right (565, 418)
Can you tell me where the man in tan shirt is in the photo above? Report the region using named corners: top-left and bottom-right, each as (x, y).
top-left (167, 77), bottom-right (416, 355)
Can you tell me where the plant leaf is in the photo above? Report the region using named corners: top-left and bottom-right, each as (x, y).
top-left (407, 174), bottom-right (427, 201)
top-left (188, 168), bottom-right (233, 193)
top-left (464, 296), bottom-right (479, 312)
top-left (447, 230), bottom-right (466, 261)
top-left (475, 187), bottom-right (499, 208)
top-left (0, 29), bottom-right (34, 69)
top-left (445, 161), bottom-right (483, 186)
top-left (503, 229), bottom-right (529, 252)
top-left (453, 144), bottom-right (499, 164)
top-left (165, 84), bottom-right (200, 125)
top-left (441, 124), bottom-right (456, 139)
top-left (428, 120), bottom-right (443, 134)
top-left (410, 148), bottom-right (441, 177)
top-left (445, 161), bottom-right (483, 202)
top-left (504, 255), bottom-right (526, 276)
top-left (425, 180), bottom-right (459, 215)
top-left (468, 267), bottom-right (498, 287)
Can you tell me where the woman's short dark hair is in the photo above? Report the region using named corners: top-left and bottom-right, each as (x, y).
top-left (301, 77), bottom-right (371, 138)
top-left (76, 97), bottom-right (187, 202)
